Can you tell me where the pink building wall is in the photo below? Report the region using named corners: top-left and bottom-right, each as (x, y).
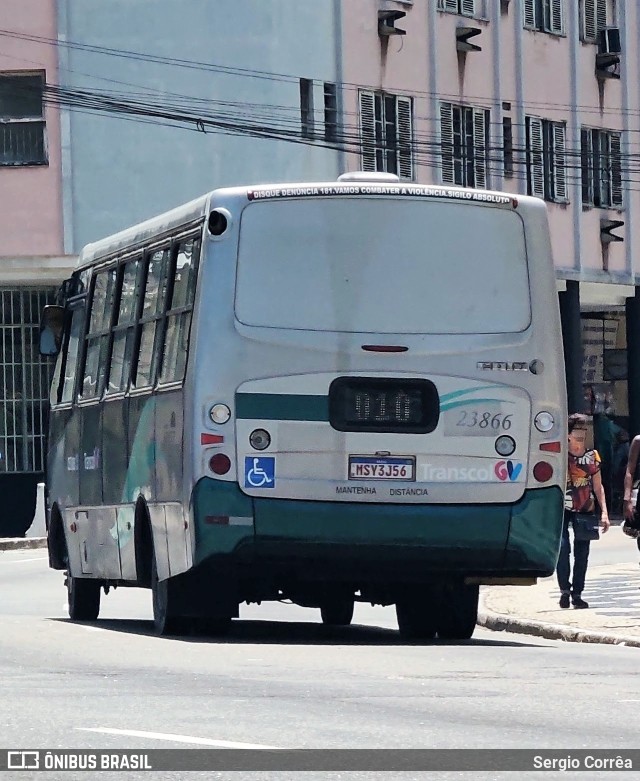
top-left (341, 1), bottom-right (637, 292)
top-left (0, 0), bottom-right (63, 259)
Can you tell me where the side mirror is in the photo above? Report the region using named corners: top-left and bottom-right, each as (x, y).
top-left (39, 305), bottom-right (65, 356)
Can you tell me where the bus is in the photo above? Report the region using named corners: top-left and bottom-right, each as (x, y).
top-left (40, 172), bottom-right (567, 640)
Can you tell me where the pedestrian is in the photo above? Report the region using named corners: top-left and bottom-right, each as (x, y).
top-left (622, 433), bottom-right (640, 547)
top-left (557, 413), bottom-right (610, 609)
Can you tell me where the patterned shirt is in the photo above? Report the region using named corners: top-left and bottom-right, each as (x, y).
top-left (565, 449), bottom-right (601, 512)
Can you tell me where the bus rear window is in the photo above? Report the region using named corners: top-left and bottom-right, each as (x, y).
top-left (235, 198), bottom-right (531, 335)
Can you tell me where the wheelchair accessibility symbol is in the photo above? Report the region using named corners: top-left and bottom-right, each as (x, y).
top-left (244, 456), bottom-right (275, 488)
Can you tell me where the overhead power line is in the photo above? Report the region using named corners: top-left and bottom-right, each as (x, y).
top-left (28, 80), bottom-right (640, 196)
top-left (0, 26), bottom-right (638, 121)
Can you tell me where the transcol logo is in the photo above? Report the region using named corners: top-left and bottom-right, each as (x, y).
top-left (494, 460), bottom-right (523, 481)
top-left (419, 461), bottom-right (524, 482)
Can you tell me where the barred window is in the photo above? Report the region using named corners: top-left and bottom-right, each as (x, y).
top-left (0, 288), bottom-right (57, 473)
top-left (437, 0), bottom-right (478, 16)
top-left (299, 78), bottom-right (314, 140)
top-left (581, 128), bottom-right (623, 208)
top-left (581, 0), bottom-right (611, 42)
top-left (525, 117), bottom-right (568, 203)
top-left (0, 72), bottom-right (47, 166)
top-left (523, 0), bottom-right (565, 35)
top-left (359, 91), bottom-right (413, 180)
top-left (324, 82), bottom-right (338, 144)
top-left (440, 102), bottom-right (490, 189)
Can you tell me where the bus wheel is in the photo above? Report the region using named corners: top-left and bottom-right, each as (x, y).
top-left (66, 572), bottom-right (101, 621)
top-left (396, 594), bottom-right (437, 640)
top-left (151, 556), bottom-right (184, 636)
top-left (436, 583), bottom-right (479, 641)
top-left (320, 597), bottom-right (354, 626)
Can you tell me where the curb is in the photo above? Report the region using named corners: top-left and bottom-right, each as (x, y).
top-left (0, 538), bottom-right (47, 551)
top-left (477, 602), bottom-right (640, 648)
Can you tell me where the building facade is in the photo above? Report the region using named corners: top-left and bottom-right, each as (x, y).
top-left (6, 0), bottom-right (637, 532)
top-left (341, 0), bottom-right (639, 463)
top-left (0, 1), bottom-right (76, 534)
top-left (56, 0), bottom-right (344, 250)
top-left (2, 0), bottom-right (344, 534)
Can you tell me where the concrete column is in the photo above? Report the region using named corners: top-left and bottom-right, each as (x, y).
top-left (559, 281), bottom-right (584, 414)
top-left (626, 289), bottom-right (640, 437)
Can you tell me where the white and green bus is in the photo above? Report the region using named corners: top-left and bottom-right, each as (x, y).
top-left (40, 173), bottom-right (567, 640)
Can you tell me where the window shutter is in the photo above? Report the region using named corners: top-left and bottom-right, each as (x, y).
top-left (550, 0), bottom-right (564, 34)
top-left (597, 131), bottom-right (609, 206)
top-left (472, 108), bottom-right (488, 189)
top-left (596, 0), bottom-right (607, 32)
top-left (583, 0), bottom-right (596, 40)
top-left (396, 96), bottom-right (413, 180)
top-left (523, 0), bottom-right (536, 29)
top-left (461, 0), bottom-right (476, 16)
top-left (581, 128), bottom-right (593, 205)
top-left (359, 91), bottom-right (376, 172)
top-left (440, 102), bottom-right (455, 184)
top-left (610, 132), bottom-right (623, 207)
top-left (527, 117), bottom-right (545, 198)
top-left (502, 117), bottom-right (514, 178)
top-left (552, 123), bottom-right (567, 201)
top-left (438, 0), bottom-right (459, 10)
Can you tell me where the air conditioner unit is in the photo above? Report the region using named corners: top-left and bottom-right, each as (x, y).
top-left (598, 27), bottom-right (621, 56)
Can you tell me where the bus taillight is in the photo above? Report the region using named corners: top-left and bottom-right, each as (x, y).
top-left (210, 454), bottom-right (231, 475)
top-left (539, 441), bottom-right (562, 453)
top-left (533, 461), bottom-right (553, 482)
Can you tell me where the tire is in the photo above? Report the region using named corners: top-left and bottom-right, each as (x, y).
top-left (396, 595), bottom-right (437, 640)
top-left (66, 572), bottom-right (101, 621)
top-left (320, 598), bottom-right (354, 626)
top-left (436, 583), bottom-right (479, 640)
top-left (151, 554), bottom-right (185, 636)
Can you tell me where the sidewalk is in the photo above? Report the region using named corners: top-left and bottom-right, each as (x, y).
top-left (0, 537), bottom-right (47, 551)
top-left (479, 562), bottom-right (640, 648)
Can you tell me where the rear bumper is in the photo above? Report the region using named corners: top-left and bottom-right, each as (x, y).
top-left (191, 478), bottom-right (563, 579)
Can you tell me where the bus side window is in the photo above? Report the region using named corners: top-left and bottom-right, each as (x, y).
top-left (80, 268), bottom-right (117, 400)
top-left (108, 258), bottom-right (141, 393)
top-left (59, 304), bottom-right (85, 404)
top-left (133, 248), bottom-right (170, 389)
top-left (159, 237), bottom-right (201, 384)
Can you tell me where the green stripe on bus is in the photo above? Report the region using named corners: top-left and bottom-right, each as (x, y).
top-left (236, 393), bottom-right (329, 421)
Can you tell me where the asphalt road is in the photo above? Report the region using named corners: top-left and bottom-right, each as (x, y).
top-left (1, 548), bottom-right (639, 780)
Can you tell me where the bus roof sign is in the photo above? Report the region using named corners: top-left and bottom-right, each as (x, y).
top-left (246, 184), bottom-right (516, 207)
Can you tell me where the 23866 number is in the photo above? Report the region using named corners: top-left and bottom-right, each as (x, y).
top-left (456, 411), bottom-right (513, 430)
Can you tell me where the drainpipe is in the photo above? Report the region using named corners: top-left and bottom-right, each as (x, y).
top-left (333, 0), bottom-right (346, 175)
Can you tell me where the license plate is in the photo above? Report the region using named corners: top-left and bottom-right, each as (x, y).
top-left (348, 456), bottom-right (416, 481)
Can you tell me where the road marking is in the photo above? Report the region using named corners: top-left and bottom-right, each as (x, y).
top-left (3, 557), bottom-right (48, 564)
top-left (76, 727), bottom-right (282, 750)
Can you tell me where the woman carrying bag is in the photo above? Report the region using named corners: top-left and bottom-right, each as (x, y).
top-left (557, 414), bottom-right (610, 609)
